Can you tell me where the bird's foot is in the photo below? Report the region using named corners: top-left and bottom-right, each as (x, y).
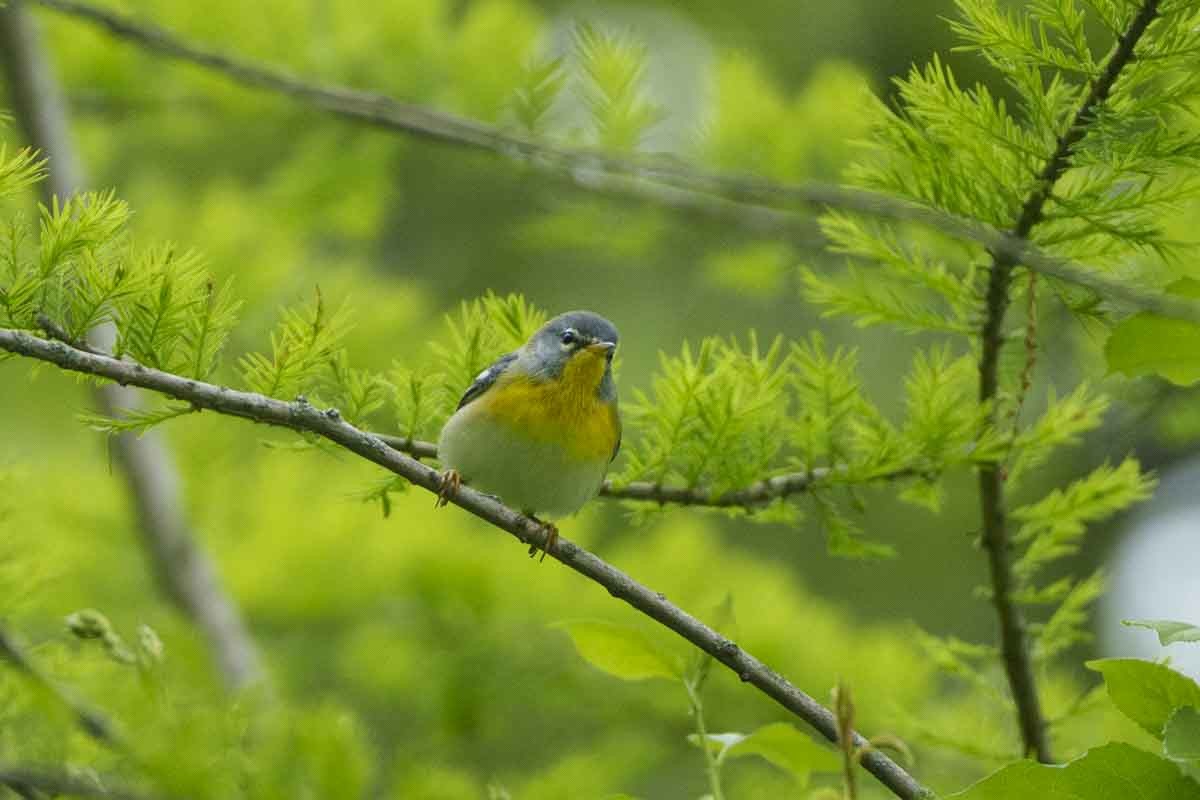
top-left (435, 469), bottom-right (461, 508)
top-left (527, 516), bottom-right (558, 563)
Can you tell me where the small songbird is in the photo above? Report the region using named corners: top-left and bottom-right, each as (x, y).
top-left (436, 311), bottom-right (621, 560)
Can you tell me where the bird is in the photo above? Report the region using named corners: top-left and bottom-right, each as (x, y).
top-left (435, 311), bottom-right (621, 561)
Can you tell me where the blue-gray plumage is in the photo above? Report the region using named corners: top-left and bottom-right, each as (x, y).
top-left (437, 312), bottom-right (621, 543)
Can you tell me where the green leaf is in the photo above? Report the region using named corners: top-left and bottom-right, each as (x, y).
top-left (1087, 658), bottom-right (1200, 737)
top-left (690, 722), bottom-right (840, 784)
top-left (947, 742), bottom-right (1200, 799)
top-left (1106, 279), bottom-right (1200, 386)
top-left (555, 620), bottom-right (681, 682)
top-left (1125, 619), bottom-right (1200, 647)
top-left (1166, 707), bottom-right (1200, 764)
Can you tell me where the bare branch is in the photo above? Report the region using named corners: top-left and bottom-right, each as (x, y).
top-left (975, 0), bottom-right (1161, 764)
top-left (372, 431), bottom-right (923, 508)
top-left (0, 0), bottom-right (263, 691)
top-left (0, 328), bottom-right (931, 800)
top-left (0, 624), bottom-right (116, 744)
top-left (0, 765), bottom-right (160, 800)
top-left (27, 0), bottom-right (1200, 324)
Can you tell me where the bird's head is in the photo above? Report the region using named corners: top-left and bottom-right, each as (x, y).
top-left (524, 311), bottom-right (619, 394)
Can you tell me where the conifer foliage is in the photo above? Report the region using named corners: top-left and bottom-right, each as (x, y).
top-left (2, 0), bottom-right (1200, 797)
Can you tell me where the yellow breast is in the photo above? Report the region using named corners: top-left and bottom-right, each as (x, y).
top-left (477, 359), bottom-right (619, 462)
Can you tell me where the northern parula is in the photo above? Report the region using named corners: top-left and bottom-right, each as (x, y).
top-left (436, 311), bottom-right (621, 560)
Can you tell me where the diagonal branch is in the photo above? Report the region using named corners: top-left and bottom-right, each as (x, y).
top-left (0, 327), bottom-right (932, 800)
top-left (27, 0), bottom-right (1200, 325)
top-left (0, 624), bottom-right (116, 744)
top-left (372, 431), bottom-right (924, 508)
top-left (0, 765), bottom-right (159, 800)
top-left (0, 0), bottom-right (263, 691)
top-left (975, 0), bottom-right (1161, 764)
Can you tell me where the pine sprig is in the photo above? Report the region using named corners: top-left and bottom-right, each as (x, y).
top-left (115, 246), bottom-right (208, 371)
top-left (899, 346), bottom-right (1000, 468)
top-left (790, 332), bottom-right (868, 467)
top-left (572, 24), bottom-right (664, 151)
top-left (78, 402), bottom-right (197, 437)
top-left (32, 192), bottom-right (129, 327)
top-left (37, 191), bottom-right (129, 281)
top-left (389, 365), bottom-right (448, 446)
top-left (1008, 385), bottom-right (1109, 482)
top-left (66, 249), bottom-right (145, 340)
top-left (239, 287), bottom-right (353, 399)
top-left (1031, 570), bottom-right (1106, 661)
top-left (1011, 457), bottom-right (1155, 583)
top-left (509, 57), bottom-right (566, 135)
top-left (0, 142), bottom-right (44, 200)
top-left (324, 351), bottom-right (389, 427)
top-left (951, 0), bottom-right (1098, 76)
top-left (181, 278), bottom-right (241, 381)
top-left (428, 291), bottom-right (545, 402)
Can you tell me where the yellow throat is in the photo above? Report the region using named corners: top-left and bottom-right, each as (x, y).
top-left (479, 347), bottom-right (617, 460)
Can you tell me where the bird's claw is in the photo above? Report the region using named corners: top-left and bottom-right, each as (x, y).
top-left (528, 519), bottom-right (558, 563)
top-left (435, 469), bottom-right (461, 508)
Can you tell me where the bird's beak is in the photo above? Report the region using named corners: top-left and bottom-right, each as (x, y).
top-left (585, 340), bottom-right (616, 356)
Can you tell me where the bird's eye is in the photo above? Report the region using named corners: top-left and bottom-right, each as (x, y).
top-left (560, 329), bottom-right (577, 346)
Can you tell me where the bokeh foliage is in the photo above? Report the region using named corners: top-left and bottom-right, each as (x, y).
top-left (3, 0), bottom-right (1200, 797)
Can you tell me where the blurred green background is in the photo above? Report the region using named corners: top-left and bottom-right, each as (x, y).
top-left (1, 0), bottom-right (1185, 797)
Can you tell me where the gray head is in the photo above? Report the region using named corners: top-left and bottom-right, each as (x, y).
top-left (520, 311), bottom-right (619, 395)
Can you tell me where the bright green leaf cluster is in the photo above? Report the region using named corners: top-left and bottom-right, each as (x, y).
top-left (240, 288), bottom-right (353, 399)
top-left (558, 614), bottom-right (842, 792)
top-left (620, 334), bottom-right (789, 494)
top-left (1084, 650), bottom-right (1200, 786)
top-left (1124, 619), bottom-right (1200, 647)
top-left (1106, 279), bottom-right (1200, 386)
top-left (948, 742), bottom-right (1200, 799)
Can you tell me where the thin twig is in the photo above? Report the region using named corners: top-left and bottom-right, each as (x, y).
top-left (684, 680), bottom-right (725, 800)
top-left (0, 0), bottom-right (264, 691)
top-left (974, 0), bottom-right (1161, 763)
top-left (834, 682), bottom-right (858, 800)
top-left (0, 328), bottom-right (931, 800)
top-left (0, 624), bottom-right (116, 743)
top-left (27, 0), bottom-right (1200, 325)
top-left (371, 431), bottom-right (922, 508)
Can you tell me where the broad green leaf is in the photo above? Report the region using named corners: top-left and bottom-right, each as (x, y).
top-left (948, 742), bottom-right (1200, 799)
top-left (1166, 707), bottom-right (1200, 764)
top-left (1088, 658), bottom-right (1200, 737)
top-left (1125, 619), bottom-right (1200, 647)
top-left (1106, 279), bottom-right (1200, 386)
top-left (555, 620), bottom-right (681, 682)
top-left (693, 722), bottom-right (839, 784)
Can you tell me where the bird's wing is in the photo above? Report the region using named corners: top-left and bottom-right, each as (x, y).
top-left (610, 404), bottom-right (622, 462)
top-left (455, 352), bottom-right (519, 410)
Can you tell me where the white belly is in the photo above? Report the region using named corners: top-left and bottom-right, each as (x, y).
top-left (437, 405), bottom-right (609, 518)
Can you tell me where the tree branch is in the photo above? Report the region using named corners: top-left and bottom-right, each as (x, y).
top-left (28, 0), bottom-right (1200, 325)
top-left (0, 765), bottom-right (159, 800)
top-left (371, 431), bottom-right (923, 508)
top-left (0, 0), bottom-right (263, 691)
top-left (975, 0), bottom-right (1161, 764)
top-left (0, 328), bottom-right (931, 800)
top-left (0, 624), bottom-right (116, 744)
